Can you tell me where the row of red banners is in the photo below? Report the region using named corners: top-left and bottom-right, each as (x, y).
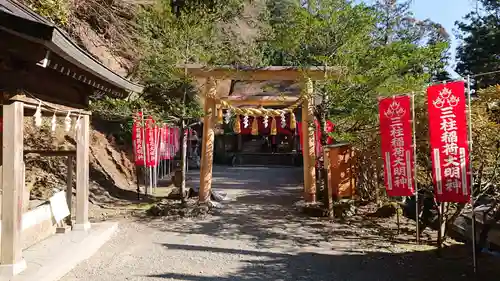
top-left (132, 113), bottom-right (180, 167)
top-left (379, 81), bottom-right (471, 203)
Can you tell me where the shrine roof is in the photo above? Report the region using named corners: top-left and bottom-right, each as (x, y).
top-left (0, 0), bottom-right (143, 96)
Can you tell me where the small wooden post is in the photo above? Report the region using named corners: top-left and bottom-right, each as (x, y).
top-left (65, 156), bottom-right (74, 226)
top-left (0, 101), bottom-right (27, 277)
top-left (74, 115), bottom-right (90, 231)
top-left (199, 78), bottom-right (217, 203)
top-left (301, 78), bottom-right (316, 203)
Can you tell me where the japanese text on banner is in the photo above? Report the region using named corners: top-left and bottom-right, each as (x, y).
top-left (379, 96), bottom-right (415, 197)
top-left (427, 81), bottom-right (470, 203)
top-left (145, 117), bottom-right (157, 167)
top-left (132, 113), bottom-right (145, 166)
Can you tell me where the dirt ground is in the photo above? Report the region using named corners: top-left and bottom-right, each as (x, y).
top-left (60, 166), bottom-right (500, 281)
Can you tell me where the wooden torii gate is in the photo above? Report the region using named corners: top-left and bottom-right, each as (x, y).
top-left (183, 65), bottom-right (334, 204)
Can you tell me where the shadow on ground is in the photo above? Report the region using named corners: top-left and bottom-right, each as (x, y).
top-left (147, 243), bottom-right (497, 281)
top-left (144, 166), bottom-right (500, 280)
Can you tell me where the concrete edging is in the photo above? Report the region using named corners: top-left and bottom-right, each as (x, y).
top-left (13, 222), bottom-right (119, 281)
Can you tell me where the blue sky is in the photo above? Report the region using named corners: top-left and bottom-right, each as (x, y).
top-left (359, 0), bottom-right (478, 76)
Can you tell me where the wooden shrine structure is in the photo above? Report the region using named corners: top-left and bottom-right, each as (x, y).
top-left (183, 65), bottom-right (337, 204)
top-left (0, 1), bottom-right (143, 278)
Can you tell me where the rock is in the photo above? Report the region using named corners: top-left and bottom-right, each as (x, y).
top-left (147, 204), bottom-right (163, 216)
top-left (366, 203), bottom-right (398, 218)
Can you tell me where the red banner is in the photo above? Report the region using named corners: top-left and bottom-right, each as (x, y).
top-left (174, 128), bottom-right (179, 153)
top-left (166, 125), bottom-right (170, 159)
top-left (428, 81), bottom-right (470, 203)
top-left (166, 126), bottom-right (171, 160)
top-left (132, 113), bottom-right (145, 166)
top-left (159, 125), bottom-right (166, 160)
top-left (379, 95), bottom-right (415, 197)
top-left (153, 124), bottom-right (160, 166)
top-left (144, 117), bottom-right (157, 167)
top-left (169, 127), bottom-right (175, 159)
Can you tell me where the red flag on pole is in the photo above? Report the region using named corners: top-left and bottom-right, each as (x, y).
top-left (159, 124), bottom-right (166, 160)
top-left (174, 128), bottom-right (180, 153)
top-left (169, 127), bottom-right (175, 158)
top-left (132, 113), bottom-right (145, 166)
top-left (427, 81), bottom-right (470, 203)
top-left (165, 126), bottom-right (172, 160)
top-left (153, 124), bottom-right (160, 167)
top-left (158, 125), bottom-right (164, 161)
top-left (379, 95), bottom-right (415, 197)
top-left (145, 117), bottom-right (157, 167)
top-left (326, 120), bottom-right (334, 144)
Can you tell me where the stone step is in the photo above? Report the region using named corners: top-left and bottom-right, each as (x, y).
top-left (12, 222), bottom-right (118, 281)
top-left (234, 154), bottom-right (298, 166)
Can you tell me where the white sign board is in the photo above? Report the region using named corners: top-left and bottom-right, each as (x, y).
top-left (49, 191), bottom-right (70, 223)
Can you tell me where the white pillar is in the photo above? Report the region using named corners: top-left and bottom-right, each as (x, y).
top-left (0, 101), bottom-right (27, 277)
top-left (74, 115), bottom-right (90, 231)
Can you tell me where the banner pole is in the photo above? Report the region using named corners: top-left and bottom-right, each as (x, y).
top-left (437, 202), bottom-right (443, 256)
top-left (147, 120), bottom-right (153, 195)
top-left (411, 93), bottom-right (420, 244)
top-left (466, 75), bottom-right (477, 274)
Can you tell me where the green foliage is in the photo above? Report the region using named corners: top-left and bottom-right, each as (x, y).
top-left (24, 0), bottom-right (70, 26)
top-left (456, 0), bottom-right (500, 87)
top-left (89, 96), bottom-right (165, 122)
top-left (259, 0), bottom-right (448, 198)
top-left (471, 85), bottom-right (500, 197)
top-left (134, 0), bottom-right (262, 125)
top-left (261, 0), bottom-right (448, 140)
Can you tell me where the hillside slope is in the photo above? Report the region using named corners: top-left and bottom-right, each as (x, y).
top-left (24, 118), bottom-right (142, 216)
top-left (21, 0), bottom-right (266, 213)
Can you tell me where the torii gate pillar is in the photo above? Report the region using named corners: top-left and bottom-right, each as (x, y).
top-left (198, 78), bottom-right (217, 203)
top-left (301, 79), bottom-right (316, 203)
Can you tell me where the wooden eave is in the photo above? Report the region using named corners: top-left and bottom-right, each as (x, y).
top-left (0, 0), bottom-right (143, 97)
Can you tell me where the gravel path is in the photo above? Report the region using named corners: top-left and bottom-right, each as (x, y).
top-left (60, 166), bottom-right (497, 281)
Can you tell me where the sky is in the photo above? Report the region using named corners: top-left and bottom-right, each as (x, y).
top-left (360, 0), bottom-right (478, 76)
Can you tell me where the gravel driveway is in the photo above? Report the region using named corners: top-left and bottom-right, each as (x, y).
top-left (60, 166), bottom-right (498, 281)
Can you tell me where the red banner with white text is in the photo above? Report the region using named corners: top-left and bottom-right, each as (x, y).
top-left (427, 81), bottom-right (470, 203)
top-left (379, 95), bottom-right (415, 197)
top-left (132, 113), bottom-right (145, 166)
top-left (144, 117), bottom-right (157, 167)
top-left (153, 124), bottom-right (160, 166)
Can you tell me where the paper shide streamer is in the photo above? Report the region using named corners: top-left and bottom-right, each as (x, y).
top-left (224, 109), bottom-right (232, 124)
top-left (243, 115), bottom-right (249, 128)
